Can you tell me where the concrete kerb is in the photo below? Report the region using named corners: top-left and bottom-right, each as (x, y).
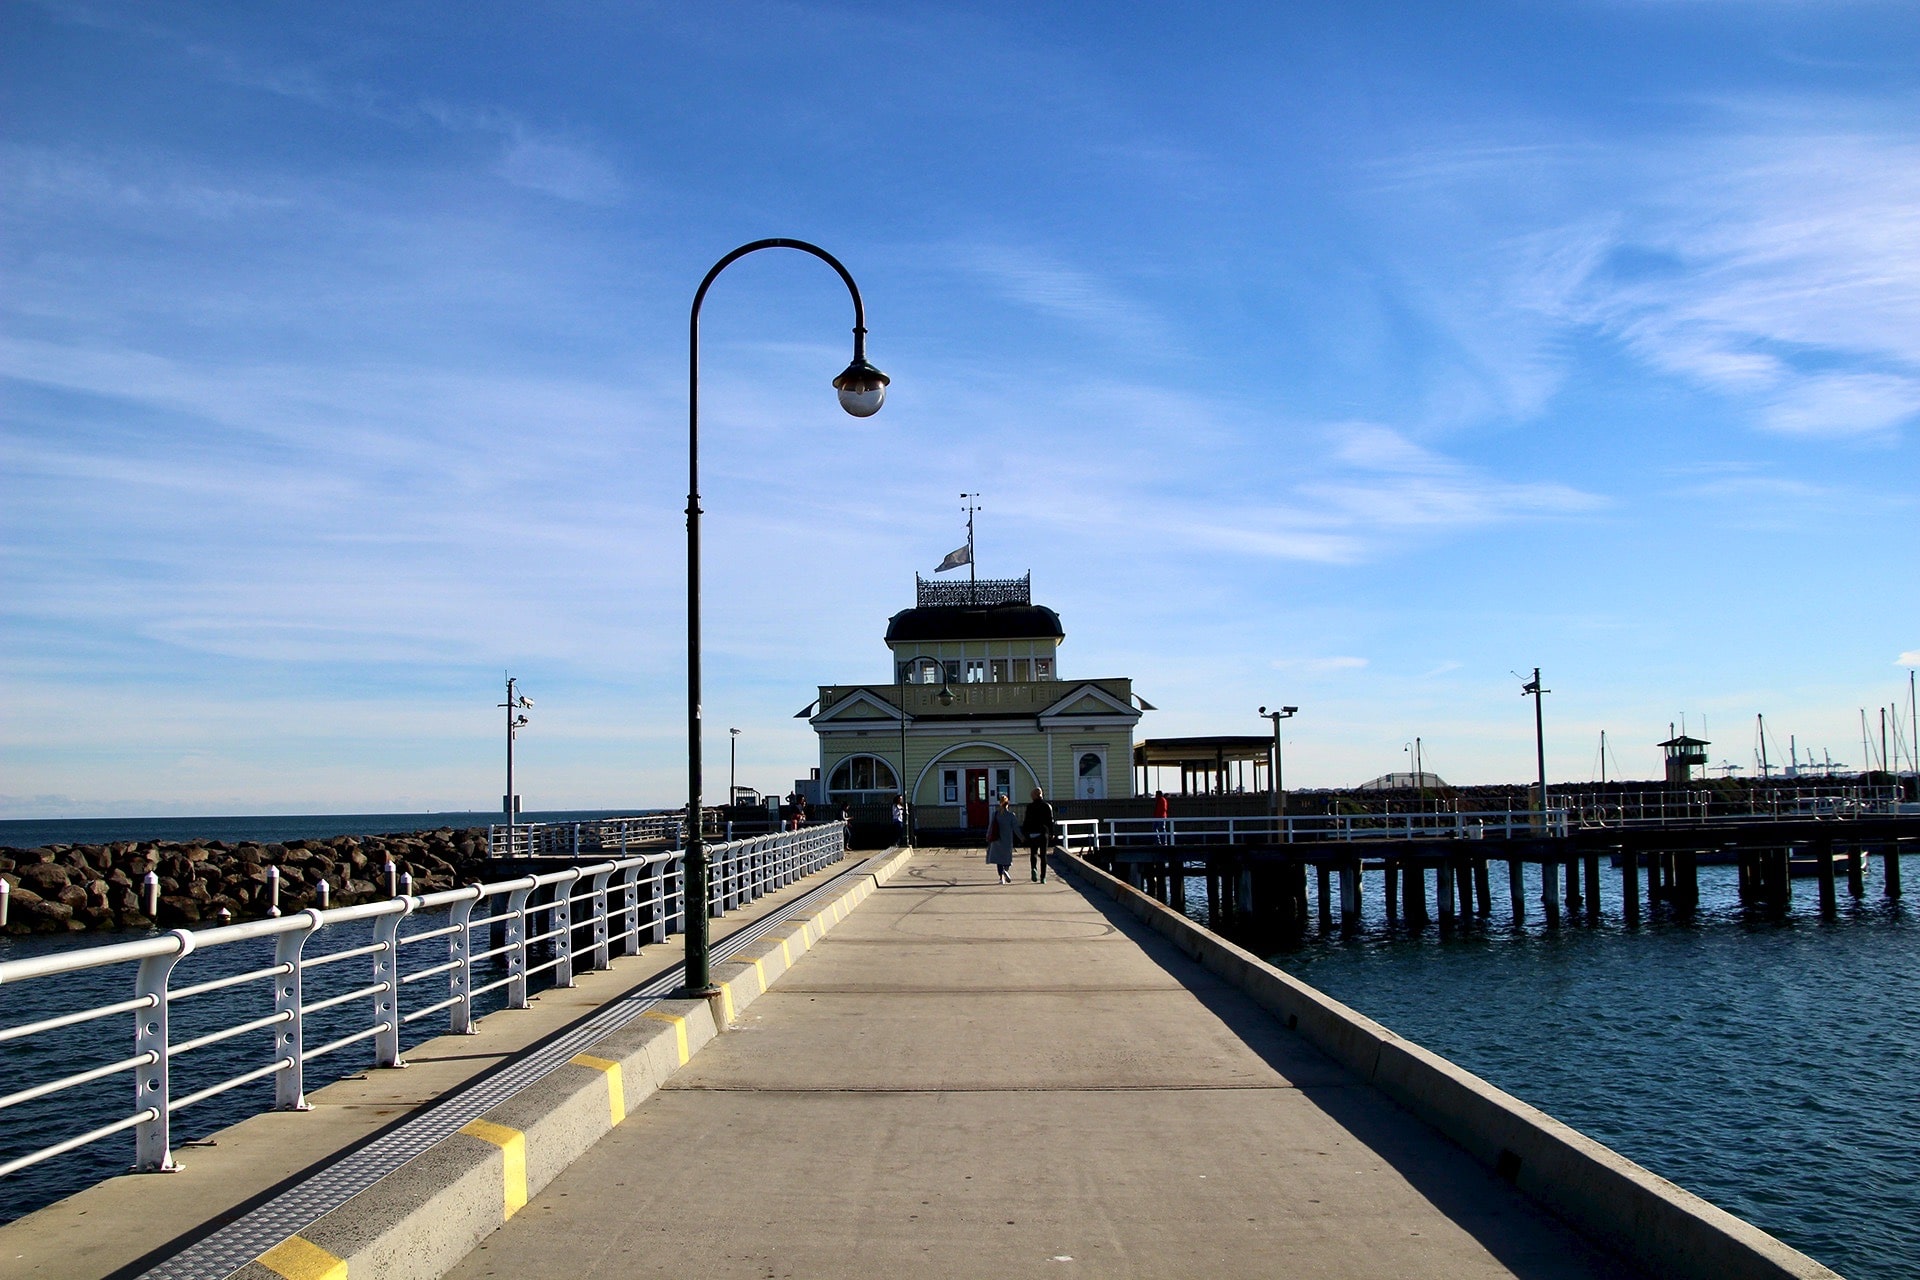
top-left (227, 846), bottom-right (915, 1280)
top-left (1050, 850), bottom-right (1839, 1280)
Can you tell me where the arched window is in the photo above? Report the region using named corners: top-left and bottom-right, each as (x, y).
top-left (827, 754), bottom-right (899, 798)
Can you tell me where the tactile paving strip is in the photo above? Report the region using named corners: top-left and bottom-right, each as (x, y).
top-left (138, 853), bottom-right (884, 1280)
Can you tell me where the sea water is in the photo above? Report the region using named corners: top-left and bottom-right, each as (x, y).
top-left (1259, 855), bottom-right (1920, 1280)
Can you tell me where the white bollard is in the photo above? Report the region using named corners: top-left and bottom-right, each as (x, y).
top-left (399, 871), bottom-right (413, 897)
top-left (0, 877), bottom-right (9, 927)
top-left (316, 879), bottom-right (331, 909)
top-left (266, 865), bottom-right (282, 917)
top-left (142, 869), bottom-right (160, 918)
top-left (385, 861), bottom-right (398, 897)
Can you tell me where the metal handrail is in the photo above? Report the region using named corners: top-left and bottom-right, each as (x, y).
top-left (0, 822), bottom-right (847, 1183)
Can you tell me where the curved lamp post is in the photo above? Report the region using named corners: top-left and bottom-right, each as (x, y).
top-left (684, 239), bottom-right (889, 996)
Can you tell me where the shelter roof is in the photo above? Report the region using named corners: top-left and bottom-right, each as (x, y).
top-left (1659, 735), bottom-right (1711, 748)
top-left (1133, 735), bottom-right (1272, 767)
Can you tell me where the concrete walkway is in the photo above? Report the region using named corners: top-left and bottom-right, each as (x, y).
top-left (445, 849), bottom-right (1643, 1279)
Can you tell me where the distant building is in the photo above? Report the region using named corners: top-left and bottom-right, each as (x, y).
top-left (802, 574), bottom-right (1146, 832)
top-left (1660, 734), bottom-right (1710, 787)
top-left (1356, 771), bottom-right (1449, 791)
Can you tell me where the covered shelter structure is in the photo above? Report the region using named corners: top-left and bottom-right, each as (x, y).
top-left (1134, 735), bottom-right (1273, 796)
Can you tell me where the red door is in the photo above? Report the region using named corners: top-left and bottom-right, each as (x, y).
top-left (965, 769), bottom-right (990, 829)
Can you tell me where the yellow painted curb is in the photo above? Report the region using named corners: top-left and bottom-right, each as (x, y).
top-left (570, 1054), bottom-right (625, 1124)
top-left (459, 1119), bottom-right (528, 1217)
top-left (257, 1235), bottom-right (347, 1280)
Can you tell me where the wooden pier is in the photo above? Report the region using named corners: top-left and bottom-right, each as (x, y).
top-left (1079, 814), bottom-right (1917, 937)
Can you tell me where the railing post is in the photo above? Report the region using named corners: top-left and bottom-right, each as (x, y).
top-left (132, 930), bottom-right (194, 1172)
top-left (372, 897), bottom-right (415, 1068)
top-left (552, 870), bottom-right (581, 989)
top-left (650, 857), bottom-right (672, 943)
top-left (588, 866), bottom-right (614, 970)
top-left (505, 881), bottom-right (534, 1009)
top-left (617, 862), bottom-right (643, 956)
top-left (274, 909), bottom-right (324, 1109)
top-left (448, 892), bottom-right (478, 1034)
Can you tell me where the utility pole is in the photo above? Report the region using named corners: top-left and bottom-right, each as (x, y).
top-left (1521, 669), bottom-right (1548, 831)
top-left (729, 727), bottom-right (741, 806)
top-left (499, 675), bottom-right (532, 851)
top-left (1258, 705), bottom-right (1297, 841)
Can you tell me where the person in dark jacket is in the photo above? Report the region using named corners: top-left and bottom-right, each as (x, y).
top-left (985, 794), bottom-right (1020, 884)
top-left (1024, 787), bottom-right (1056, 882)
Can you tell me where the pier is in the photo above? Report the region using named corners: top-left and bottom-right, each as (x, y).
top-left (0, 843), bottom-right (1842, 1279)
top-left (1064, 812), bottom-right (1919, 937)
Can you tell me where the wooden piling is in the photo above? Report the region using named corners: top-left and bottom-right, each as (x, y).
top-left (1583, 855), bottom-right (1601, 920)
top-left (1816, 837), bottom-right (1837, 916)
top-left (1384, 862), bottom-right (1399, 922)
top-left (1620, 848), bottom-right (1639, 922)
top-left (1317, 863), bottom-right (1333, 930)
top-left (1507, 858), bottom-right (1525, 925)
top-left (1564, 858), bottom-right (1581, 914)
top-left (1885, 842), bottom-right (1903, 899)
top-left (1676, 850), bottom-right (1699, 912)
top-left (1542, 858), bottom-right (1560, 921)
top-left (1436, 861), bottom-right (1455, 928)
top-left (1339, 860), bottom-right (1359, 925)
top-left (1847, 845), bottom-right (1864, 898)
top-left (1403, 862), bottom-right (1427, 927)
top-left (1473, 859), bottom-right (1491, 915)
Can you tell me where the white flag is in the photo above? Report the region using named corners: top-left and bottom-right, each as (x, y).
top-left (936, 544), bottom-right (971, 573)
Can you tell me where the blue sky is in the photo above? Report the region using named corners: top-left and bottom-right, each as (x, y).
top-left (3, 0), bottom-right (1916, 817)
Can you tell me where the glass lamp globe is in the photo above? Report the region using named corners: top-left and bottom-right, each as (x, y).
top-left (833, 359), bottom-right (890, 417)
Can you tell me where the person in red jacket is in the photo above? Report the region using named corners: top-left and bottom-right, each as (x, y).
top-left (1153, 790), bottom-right (1170, 844)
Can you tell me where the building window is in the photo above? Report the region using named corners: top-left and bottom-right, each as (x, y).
top-left (944, 660), bottom-right (962, 685)
top-left (965, 659), bottom-right (986, 683)
top-left (827, 754), bottom-right (899, 799)
top-left (1035, 657), bottom-right (1053, 680)
top-left (942, 769), bottom-right (959, 804)
top-left (990, 658), bottom-right (1008, 683)
top-left (993, 767), bottom-right (1013, 798)
top-left (1012, 658), bottom-right (1031, 681)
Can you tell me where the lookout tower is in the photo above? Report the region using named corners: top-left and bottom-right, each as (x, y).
top-left (1660, 733), bottom-right (1710, 787)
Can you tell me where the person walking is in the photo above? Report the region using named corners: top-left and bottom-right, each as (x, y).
top-left (1023, 787), bottom-right (1056, 882)
top-left (985, 793), bottom-right (1020, 884)
top-left (891, 793), bottom-right (907, 847)
top-left (1153, 790), bottom-right (1171, 844)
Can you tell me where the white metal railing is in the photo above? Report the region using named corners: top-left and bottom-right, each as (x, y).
top-left (0, 823), bottom-right (845, 1183)
top-left (1056, 811), bottom-right (1568, 853)
top-left (487, 813), bottom-right (688, 858)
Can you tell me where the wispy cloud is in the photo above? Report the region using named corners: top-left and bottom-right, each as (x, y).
top-left (957, 244), bottom-right (1168, 349)
top-left (1364, 111), bottom-right (1920, 442)
top-left (1271, 655), bottom-right (1370, 673)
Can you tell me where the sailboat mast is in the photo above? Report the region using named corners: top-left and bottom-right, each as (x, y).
top-left (1757, 714), bottom-right (1770, 780)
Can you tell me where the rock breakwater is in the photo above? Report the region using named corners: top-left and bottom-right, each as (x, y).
top-left (0, 828), bottom-right (491, 934)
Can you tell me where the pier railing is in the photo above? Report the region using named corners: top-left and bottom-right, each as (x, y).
top-left (487, 813), bottom-right (687, 858)
top-left (1057, 811), bottom-right (1565, 852)
top-left (1058, 789), bottom-right (1909, 853)
top-left (0, 823), bottom-right (845, 1184)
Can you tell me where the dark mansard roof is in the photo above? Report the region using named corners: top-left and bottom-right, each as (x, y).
top-left (884, 604), bottom-right (1064, 644)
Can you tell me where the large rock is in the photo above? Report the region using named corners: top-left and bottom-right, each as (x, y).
top-left (18, 862), bottom-right (71, 894)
